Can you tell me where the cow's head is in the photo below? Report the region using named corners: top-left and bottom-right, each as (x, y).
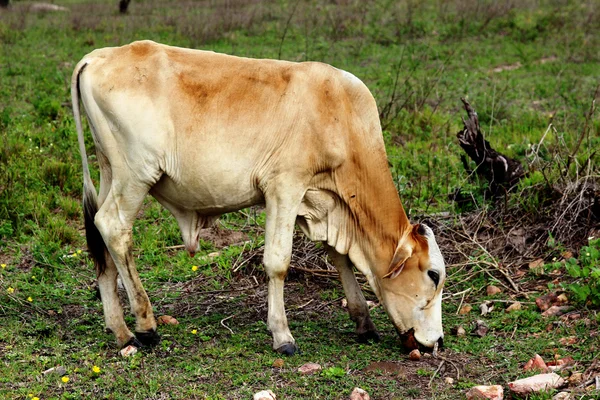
top-left (378, 223), bottom-right (445, 351)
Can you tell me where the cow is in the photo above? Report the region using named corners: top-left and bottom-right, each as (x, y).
top-left (71, 40), bottom-right (445, 356)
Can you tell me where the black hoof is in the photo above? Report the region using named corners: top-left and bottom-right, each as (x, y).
top-left (123, 336), bottom-right (143, 349)
top-left (135, 330), bottom-right (161, 347)
top-left (357, 330), bottom-right (381, 343)
top-left (276, 343), bottom-right (298, 356)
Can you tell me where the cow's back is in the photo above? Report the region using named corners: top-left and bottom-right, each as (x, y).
top-left (77, 40), bottom-right (380, 214)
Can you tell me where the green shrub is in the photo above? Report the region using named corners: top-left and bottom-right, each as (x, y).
top-left (563, 238), bottom-right (600, 307)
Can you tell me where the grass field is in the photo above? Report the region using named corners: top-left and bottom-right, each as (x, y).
top-left (1, 0), bottom-right (599, 399)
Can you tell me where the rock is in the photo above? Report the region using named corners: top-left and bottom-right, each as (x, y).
top-left (479, 301), bottom-right (494, 316)
top-left (556, 294), bottom-right (568, 303)
top-left (542, 305), bottom-right (571, 317)
top-left (487, 285), bottom-right (502, 295)
top-left (298, 363), bottom-right (321, 375)
top-left (523, 354), bottom-right (548, 372)
top-left (455, 326), bottom-right (466, 337)
top-left (465, 385), bottom-right (504, 400)
top-left (445, 377), bottom-right (455, 385)
top-left (473, 320), bottom-right (489, 337)
top-left (505, 302), bottom-right (522, 313)
top-left (349, 387), bottom-right (370, 400)
top-left (508, 373), bottom-right (565, 396)
top-left (253, 390), bottom-right (276, 400)
top-left (529, 259), bottom-right (545, 274)
top-left (408, 349), bottom-right (421, 361)
top-left (341, 298), bottom-right (348, 308)
top-left (30, 3), bottom-right (70, 12)
top-left (553, 392), bottom-right (572, 400)
top-left (459, 304), bottom-right (473, 314)
top-left (157, 315), bottom-right (179, 325)
top-left (42, 366), bottom-right (67, 376)
top-left (119, 345), bottom-right (138, 357)
top-left (568, 372), bottom-right (583, 386)
top-left (559, 336), bottom-right (577, 346)
top-left (536, 293), bottom-right (558, 311)
top-left (547, 356), bottom-right (574, 372)
top-left (272, 358), bottom-right (284, 368)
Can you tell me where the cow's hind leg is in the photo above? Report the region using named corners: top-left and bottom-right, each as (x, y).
top-left (327, 247), bottom-right (380, 343)
top-left (94, 178), bottom-right (159, 349)
top-left (263, 182), bottom-right (305, 356)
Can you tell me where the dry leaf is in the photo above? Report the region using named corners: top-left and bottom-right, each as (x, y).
top-left (487, 285), bottom-right (502, 295)
top-left (505, 302), bottom-right (522, 313)
top-left (459, 304), bottom-right (473, 314)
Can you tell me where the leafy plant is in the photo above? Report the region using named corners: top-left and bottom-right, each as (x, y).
top-left (563, 238), bottom-right (600, 307)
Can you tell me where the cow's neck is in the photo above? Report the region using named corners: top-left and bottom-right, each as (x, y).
top-left (333, 147), bottom-right (411, 282)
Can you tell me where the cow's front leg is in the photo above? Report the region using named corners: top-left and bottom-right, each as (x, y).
top-left (262, 184), bottom-right (304, 355)
top-left (327, 247), bottom-right (380, 343)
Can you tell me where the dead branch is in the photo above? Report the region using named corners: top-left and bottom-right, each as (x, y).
top-left (456, 98), bottom-right (526, 193)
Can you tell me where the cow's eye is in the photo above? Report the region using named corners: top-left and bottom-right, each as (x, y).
top-left (427, 270), bottom-right (440, 287)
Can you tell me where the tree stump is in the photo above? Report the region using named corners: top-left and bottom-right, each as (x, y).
top-left (456, 98), bottom-right (525, 194)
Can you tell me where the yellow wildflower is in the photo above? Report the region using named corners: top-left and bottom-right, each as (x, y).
top-left (92, 365), bottom-right (101, 373)
top-left (61, 376), bottom-right (69, 383)
top-left (7, 287), bottom-right (14, 294)
top-left (1, 263), bottom-right (6, 268)
top-left (77, 249), bottom-right (82, 254)
top-left (32, 397), bottom-right (39, 400)
top-left (27, 297), bottom-right (33, 302)
top-left (191, 329), bottom-right (198, 335)
top-left (191, 265), bottom-right (198, 272)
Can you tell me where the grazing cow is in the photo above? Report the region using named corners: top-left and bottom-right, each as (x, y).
top-left (71, 40), bottom-right (445, 355)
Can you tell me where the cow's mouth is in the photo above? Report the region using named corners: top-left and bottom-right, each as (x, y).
top-left (398, 328), bottom-right (444, 354)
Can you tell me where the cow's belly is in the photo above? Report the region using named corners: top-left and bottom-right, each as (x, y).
top-left (150, 172), bottom-right (264, 215)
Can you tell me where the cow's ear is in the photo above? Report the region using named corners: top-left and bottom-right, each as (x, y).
top-left (383, 240), bottom-right (413, 279)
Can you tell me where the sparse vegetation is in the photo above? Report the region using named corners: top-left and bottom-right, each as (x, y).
top-left (1, 0), bottom-right (599, 399)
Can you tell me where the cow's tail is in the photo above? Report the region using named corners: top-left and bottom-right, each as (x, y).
top-left (71, 61), bottom-right (107, 276)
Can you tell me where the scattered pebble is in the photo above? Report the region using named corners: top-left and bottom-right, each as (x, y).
top-left (542, 305), bottom-right (571, 317)
top-left (508, 373), bottom-right (565, 396)
top-left (120, 345), bottom-right (138, 357)
top-left (480, 301), bottom-right (494, 316)
top-left (253, 390), bottom-right (276, 400)
top-left (298, 363), bottom-right (321, 375)
top-left (341, 298), bottom-right (348, 308)
top-left (459, 304), bottom-right (473, 314)
top-left (559, 336), bottom-right (577, 346)
top-left (455, 326), bottom-right (466, 337)
top-left (505, 302), bottom-right (522, 313)
top-left (473, 320), bottom-right (489, 337)
top-left (408, 349), bottom-right (421, 361)
top-left (528, 259), bottom-right (545, 274)
top-left (42, 366), bottom-right (67, 376)
top-left (523, 354), bottom-right (548, 372)
top-left (486, 285), bottom-right (502, 296)
top-left (444, 377), bottom-right (455, 385)
top-left (568, 372), bottom-right (583, 386)
top-left (349, 387), bottom-right (370, 400)
top-left (556, 294), bottom-right (568, 303)
top-left (547, 356), bottom-right (574, 372)
top-left (552, 392), bottom-right (572, 400)
top-left (157, 315), bottom-right (179, 325)
top-left (272, 358), bottom-right (284, 368)
top-left (465, 384), bottom-right (504, 400)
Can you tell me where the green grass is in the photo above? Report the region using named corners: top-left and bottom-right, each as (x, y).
top-left (1, 0), bottom-right (599, 398)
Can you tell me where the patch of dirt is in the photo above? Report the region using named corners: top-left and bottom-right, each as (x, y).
top-left (198, 226), bottom-right (249, 248)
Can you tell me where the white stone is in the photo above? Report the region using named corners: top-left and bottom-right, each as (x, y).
top-left (349, 387), bottom-right (370, 400)
top-left (465, 385), bottom-right (504, 400)
top-left (253, 390), bottom-right (276, 400)
top-left (298, 363), bottom-right (322, 375)
top-left (119, 345), bottom-right (138, 357)
top-left (508, 373), bottom-right (565, 396)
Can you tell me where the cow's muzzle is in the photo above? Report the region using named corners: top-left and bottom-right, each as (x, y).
top-left (398, 328), bottom-right (444, 354)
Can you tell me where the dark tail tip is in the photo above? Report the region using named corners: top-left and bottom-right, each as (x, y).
top-left (83, 187), bottom-right (107, 276)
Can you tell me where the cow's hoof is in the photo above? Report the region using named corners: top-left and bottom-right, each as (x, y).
top-left (357, 330), bottom-right (381, 343)
top-left (123, 336), bottom-right (143, 349)
top-left (135, 329), bottom-right (161, 347)
top-left (276, 343), bottom-right (298, 356)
